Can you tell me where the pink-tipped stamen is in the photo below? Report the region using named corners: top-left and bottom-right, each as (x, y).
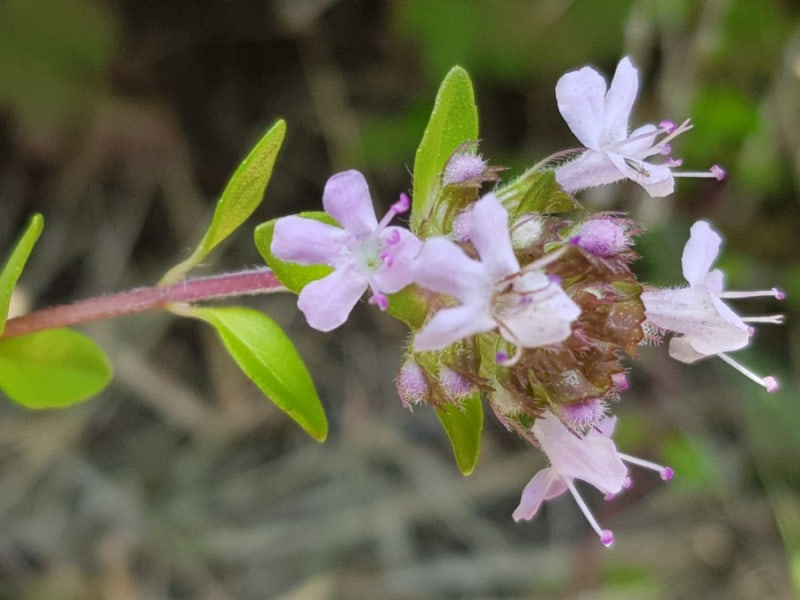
top-left (659, 143), bottom-right (672, 156)
top-left (719, 288), bottom-right (785, 300)
top-left (368, 292), bottom-right (388, 311)
top-left (565, 479), bottom-right (614, 547)
top-left (665, 157), bottom-right (683, 167)
top-left (391, 192), bottom-right (411, 214)
top-left (659, 120), bottom-right (677, 133)
top-left (673, 166), bottom-right (724, 179)
top-left (380, 251), bottom-right (395, 268)
top-left (618, 452), bottom-right (674, 481)
top-left (717, 352), bottom-right (778, 392)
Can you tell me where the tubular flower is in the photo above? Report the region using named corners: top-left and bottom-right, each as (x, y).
top-left (271, 170), bottom-right (421, 331)
top-left (641, 220), bottom-right (784, 391)
top-left (554, 57), bottom-right (723, 197)
top-left (411, 193), bottom-right (580, 355)
top-left (513, 412), bottom-right (673, 547)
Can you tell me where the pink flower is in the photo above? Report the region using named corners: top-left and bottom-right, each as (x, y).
top-left (554, 57), bottom-right (723, 197)
top-left (641, 221), bottom-right (784, 391)
top-left (411, 193), bottom-right (580, 355)
top-left (271, 170), bottom-right (421, 331)
top-left (513, 412), bottom-right (674, 547)
top-left (513, 412), bottom-right (626, 547)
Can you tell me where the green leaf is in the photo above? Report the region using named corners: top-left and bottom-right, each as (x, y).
top-left (0, 213), bottom-right (44, 336)
top-left (253, 212), bottom-right (336, 294)
top-left (0, 328), bottom-right (112, 408)
top-left (435, 391), bottom-right (483, 475)
top-left (411, 66), bottom-right (478, 233)
top-left (182, 306), bottom-right (327, 441)
top-left (161, 120), bottom-right (287, 284)
top-left (495, 168), bottom-right (578, 218)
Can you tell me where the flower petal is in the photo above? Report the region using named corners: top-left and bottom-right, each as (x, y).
top-left (297, 267), bottom-right (367, 331)
top-left (682, 221), bottom-right (721, 287)
top-left (641, 287), bottom-right (750, 356)
top-left (271, 215), bottom-right (348, 266)
top-left (411, 237), bottom-right (492, 304)
top-left (556, 64), bottom-right (608, 149)
top-left (603, 57), bottom-right (638, 142)
top-left (413, 304), bottom-right (496, 351)
top-left (555, 149), bottom-right (622, 193)
top-left (499, 275), bottom-right (580, 348)
top-left (469, 194), bottom-right (519, 280)
top-left (606, 152), bottom-right (674, 198)
top-left (534, 412), bottom-right (627, 495)
top-left (322, 170), bottom-right (378, 236)
top-left (512, 468), bottom-right (568, 522)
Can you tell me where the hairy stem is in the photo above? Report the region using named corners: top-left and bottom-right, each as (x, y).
top-left (2, 268), bottom-right (286, 338)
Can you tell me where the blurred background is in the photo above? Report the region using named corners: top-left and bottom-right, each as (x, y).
top-left (0, 1), bottom-right (799, 598)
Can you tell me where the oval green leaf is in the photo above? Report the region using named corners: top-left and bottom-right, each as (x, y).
top-left (411, 66), bottom-right (478, 233)
top-left (161, 119), bottom-right (287, 284)
top-left (0, 213), bottom-right (43, 336)
top-left (0, 328), bottom-right (112, 408)
top-left (435, 391), bottom-right (483, 475)
top-left (183, 306), bottom-right (327, 441)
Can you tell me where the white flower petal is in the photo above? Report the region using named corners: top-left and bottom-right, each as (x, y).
top-left (682, 221), bottom-right (721, 287)
top-left (499, 277), bottom-right (580, 347)
top-left (271, 216), bottom-right (348, 266)
top-left (556, 64), bottom-right (609, 149)
top-left (322, 170), bottom-right (378, 236)
top-left (411, 237), bottom-right (492, 304)
top-left (512, 468), bottom-right (568, 522)
top-left (413, 304), bottom-right (496, 351)
top-left (555, 149), bottom-right (622, 193)
top-left (469, 194), bottom-right (519, 281)
top-left (603, 57), bottom-right (639, 142)
top-left (297, 267), bottom-right (367, 332)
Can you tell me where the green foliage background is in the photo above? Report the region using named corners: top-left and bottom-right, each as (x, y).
top-left (0, 0), bottom-right (798, 598)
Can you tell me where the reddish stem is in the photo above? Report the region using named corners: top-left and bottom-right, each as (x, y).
top-left (2, 268), bottom-right (285, 339)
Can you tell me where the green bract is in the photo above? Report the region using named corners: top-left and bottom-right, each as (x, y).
top-left (182, 306), bottom-right (328, 442)
top-left (161, 119), bottom-right (287, 284)
top-left (0, 328), bottom-right (112, 408)
top-left (436, 391), bottom-right (484, 475)
top-left (411, 66), bottom-right (478, 235)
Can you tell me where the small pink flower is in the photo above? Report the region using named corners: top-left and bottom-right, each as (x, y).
top-left (271, 170), bottom-right (421, 331)
top-left (514, 412), bottom-right (674, 547)
top-left (641, 221), bottom-right (784, 391)
top-left (554, 57), bottom-right (723, 197)
top-left (411, 194), bottom-right (581, 354)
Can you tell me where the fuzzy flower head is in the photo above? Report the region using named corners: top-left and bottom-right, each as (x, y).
top-left (554, 57), bottom-right (724, 197)
top-left (411, 193), bottom-right (581, 357)
top-left (271, 170), bottom-right (421, 331)
top-left (641, 220), bottom-right (784, 391)
top-left (513, 411), bottom-right (674, 547)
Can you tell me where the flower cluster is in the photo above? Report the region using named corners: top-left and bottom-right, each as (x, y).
top-left (267, 58), bottom-right (784, 546)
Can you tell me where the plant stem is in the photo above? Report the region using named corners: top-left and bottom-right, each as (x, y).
top-left (2, 268), bottom-right (286, 339)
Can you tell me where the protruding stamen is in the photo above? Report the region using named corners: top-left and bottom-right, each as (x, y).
top-left (612, 372), bottom-right (629, 392)
top-left (496, 345), bottom-right (523, 367)
top-left (665, 157), bottom-right (683, 167)
top-left (743, 315), bottom-right (785, 325)
top-left (368, 292), bottom-right (388, 311)
top-left (565, 479), bottom-right (614, 547)
top-left (717, 352), bottom-right (778, 392)
top-left (380, 251), bottom-right (394, 267)
top-left (391, 192), bottom-right (410, 214)
top-left (673, 166), bottom-right (725, 179)
top-left (711, 164), bottom-right (726, 180)
top-left (617, 452), bottom-right (674, 481)
top-left (719, 288), bottom-right (785, 300)
top-left (659, 120), bottom-right (677, 133)
top-left (659, 143), bottom-right (672, 156)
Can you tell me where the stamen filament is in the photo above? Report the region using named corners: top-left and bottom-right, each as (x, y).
top-left (617, 453), bottom-right (674, 480)
top-left (717, 353), bottom-right (778, 392)
top-left (743, 315), bottom-right (785, 324)
top-left (565, 479), bottom-right (614, 547)
top-left (719, 289), bottom-right (785, 300)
